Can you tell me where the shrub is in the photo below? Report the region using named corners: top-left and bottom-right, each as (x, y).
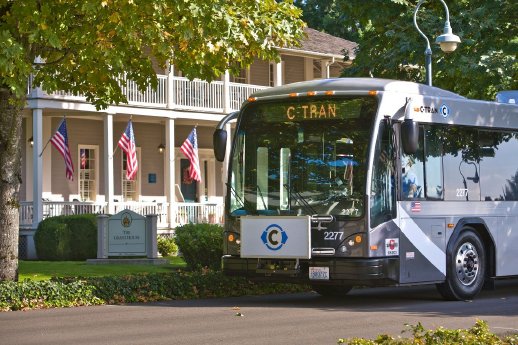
top-left (0, 279), bottom-right (103, 311)
top-left (34, 214), bottom-right (97, 260)
top-left (174, 223), bottom-right (224, 270)
top-left (157, 236), bottom-right (178, 257)
top-left (337, 320), bottom-right (518, 345)
top-left (0, 271), bottom-right (309, 311)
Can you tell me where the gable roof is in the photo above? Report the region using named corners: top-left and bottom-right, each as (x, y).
top-left (280, 27), bottom-right (357, 60)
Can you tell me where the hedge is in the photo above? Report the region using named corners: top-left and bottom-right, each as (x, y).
top-left (338, 320), bottom-right (518, 345)
top-left (34, 214), bottom-right (97, 260)
top-left (0, 271), bottom-right (308, 311)
top-left (174, 223), bottom-right (223, 270)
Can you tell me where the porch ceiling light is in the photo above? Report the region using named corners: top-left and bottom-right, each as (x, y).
top-left (29, 136), bottom-right (34, 147)
top-left (157, 143), bottom-right (165, 153)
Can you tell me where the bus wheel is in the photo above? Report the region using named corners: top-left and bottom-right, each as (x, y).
top-left (312, 285), bottom-right (352, 297)
top-left (436, 229), bottom-right (486, 301)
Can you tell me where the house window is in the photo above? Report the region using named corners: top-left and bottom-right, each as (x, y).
top-left (122, 148), bottom-right (141, 201)
top-left (78, 146), bottom-right (98, 201)
top-left (231, 69), bottom-right (247, 84)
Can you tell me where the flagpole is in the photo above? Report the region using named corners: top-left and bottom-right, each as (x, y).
top-left (39, 116), bottom-right (65, 157)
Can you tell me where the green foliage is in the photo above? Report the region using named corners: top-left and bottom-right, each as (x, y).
top-left (174, 223), bottom-right (223, 270)
top-left (337, 320), bottom-right (518, 345)
top-left (294, 0), bottom-right (358, 42)
top-left (0, 279), bottom-right (103, 311)
top-left (157, 236), bottom-right (178, 257)
top-left (0, 0), bottom-right (305, 107)
top-left (34, 215), bottom-right (97, 261)
top-left (0, 271), bottom-right (309, 311)
top-left (316, 0), bottom-right (517, 100)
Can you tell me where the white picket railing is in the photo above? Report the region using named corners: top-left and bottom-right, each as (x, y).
top-left (229, 82), bottom-right (267, 110)
top-left (120, 74), bottom-right (168, 106)
top-left (27, 75), bottom-right (269, 112)
top-left (19, 201), bottom-right (224, 229)
top-left (171, 77), bottom-right (224, 111)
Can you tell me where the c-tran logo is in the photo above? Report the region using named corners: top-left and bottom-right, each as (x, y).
top-left (440, 104), bottom-right (450, 118)
top-left (261, 224), bottom-right (288, 251)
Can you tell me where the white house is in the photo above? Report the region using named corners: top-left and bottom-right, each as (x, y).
top-left (19, 28), bottom-right (357, 259)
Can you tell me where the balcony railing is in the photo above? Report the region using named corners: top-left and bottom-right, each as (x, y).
top-left (19, 201), bottom-right (224, 230)
top-left (28, 75), bottom-right (268, 113)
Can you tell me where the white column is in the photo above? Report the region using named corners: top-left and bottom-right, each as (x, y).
top-left (223, 70), bottom-right (231, 113)
top-left (274, 61), bottom-right (283, 86)
top-left (32, 109), bottom-right (43, 228)
top-left (25, 117), bottom-right (33, 200)
top-left (42, 118), bottom-right (52, 196)
top-left (104, 113), bottom-right (115, 214)
top-left (165, 118), bottom-right (176, 227)
top-left (321, 59), bottom-right (330, 79)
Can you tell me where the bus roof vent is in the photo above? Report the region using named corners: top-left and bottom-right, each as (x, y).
top-left (496, 90), bottom-right (518, 104)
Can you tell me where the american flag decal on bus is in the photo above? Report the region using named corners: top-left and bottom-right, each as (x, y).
top-left (411, 201), bottom-right (421, 212)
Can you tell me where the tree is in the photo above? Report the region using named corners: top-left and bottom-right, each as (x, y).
top-left (294, 0), bottom-right (358, 42)
top-left (0, 0), bottom-right (305, 281)
top-left (330, 0), bottom-right (517, 100)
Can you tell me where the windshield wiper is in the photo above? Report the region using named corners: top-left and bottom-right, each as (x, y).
top-left (284, 184), bottom-right (317, 215)
top-left (256, 185), bottom-right (268, 210)
top-left (226, 182), bottom-right (249, 214)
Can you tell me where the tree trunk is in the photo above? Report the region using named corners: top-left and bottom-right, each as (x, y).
top-left (0, 88), bottom-right (24, 281)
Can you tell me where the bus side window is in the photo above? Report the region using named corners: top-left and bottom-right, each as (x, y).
top-left (442, 127), bottom-right (481, 201)
top-left (424, 126), bottom-right (443, 199)
top-left (401, 127), bottom-right (424, 199)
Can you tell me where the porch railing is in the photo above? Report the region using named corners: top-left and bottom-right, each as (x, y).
top-left (27, 75), bottom-right (268, 113)
top-left (19, 201), bottom-right (224, 229)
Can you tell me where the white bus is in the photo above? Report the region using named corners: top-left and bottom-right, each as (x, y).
top-left (213, 78), bottom-right (518, 300)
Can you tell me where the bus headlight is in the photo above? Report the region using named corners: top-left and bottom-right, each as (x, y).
top-left (339, 233), bottom-right (364, 256)
top-left (225, 232), bottom-right (240, 255)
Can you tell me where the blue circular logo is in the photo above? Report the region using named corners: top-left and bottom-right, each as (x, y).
top-left (440, 104), bottom-right (450, 118)
top-left (261, 224), bottom-right (288, 251)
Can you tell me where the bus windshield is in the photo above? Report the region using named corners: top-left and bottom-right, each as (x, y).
top-left (229, 97), bottom-right (378, 217)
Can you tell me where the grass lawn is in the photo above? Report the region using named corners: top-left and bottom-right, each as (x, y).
top-left (19, 257), bottom-right (187, 281)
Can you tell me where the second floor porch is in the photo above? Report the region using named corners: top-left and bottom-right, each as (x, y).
top-left (28, 74), bottom-right (269, 114)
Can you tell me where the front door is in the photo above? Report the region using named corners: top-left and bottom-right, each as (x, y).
top-left (180, 159), bottom-right (197, 202)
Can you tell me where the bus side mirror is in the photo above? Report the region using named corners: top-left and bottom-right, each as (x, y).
top-left (213, 129), bottom-right (227, 162)
top-left (401, 119), bottom-right (419, 154)
top-left (401, 98), bottom-right (418, 154)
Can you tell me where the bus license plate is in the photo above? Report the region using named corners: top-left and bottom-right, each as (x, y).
top-left (309, 267), bottom-right (329, 280)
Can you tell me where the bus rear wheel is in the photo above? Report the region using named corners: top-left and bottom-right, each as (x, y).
top-left (312, 284), bottom-right (352, 298)
top-left (436, 229), bottom-right (486, 301)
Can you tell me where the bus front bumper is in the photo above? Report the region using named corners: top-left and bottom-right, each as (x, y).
top-left (222, 255), bottom-right (399, 286)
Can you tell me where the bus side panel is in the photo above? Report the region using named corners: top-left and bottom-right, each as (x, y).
top-left (485, 216), bottom-right (518, 277)
top-left (398, 205), bottom-right (446, 284)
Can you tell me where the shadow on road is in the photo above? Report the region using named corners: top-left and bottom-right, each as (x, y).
top-left (131, 278), bottom-right (518, 318)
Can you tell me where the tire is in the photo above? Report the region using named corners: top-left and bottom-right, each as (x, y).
top-left (436, 229), bottom-right (486, 301)
top-left (312, 284), bottom-right (352, 298)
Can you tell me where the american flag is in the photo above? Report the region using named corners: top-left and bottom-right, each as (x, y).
top-left (411, 201), bottom-right (421, 212)
top-left (80, 149), bottom-right (86, 169)
top-left (50, 118), bottom-right (74, 180)
top-left (118, 120), bottom-right (138, 180)
top-left (180, 127), bottom-right (201, 182)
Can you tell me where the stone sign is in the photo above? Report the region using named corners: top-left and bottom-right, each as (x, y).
top-left (95, 210), bottom-right (158, 259)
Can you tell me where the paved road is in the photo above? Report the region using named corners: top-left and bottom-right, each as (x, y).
top-left (1, 279), bottom-right (517, 345)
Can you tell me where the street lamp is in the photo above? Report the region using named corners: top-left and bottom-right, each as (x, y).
top-left (413, 0), bottom-right (461, 86)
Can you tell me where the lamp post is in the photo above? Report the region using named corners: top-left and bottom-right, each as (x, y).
top-left (413, 0), bottom-right (461, 86)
